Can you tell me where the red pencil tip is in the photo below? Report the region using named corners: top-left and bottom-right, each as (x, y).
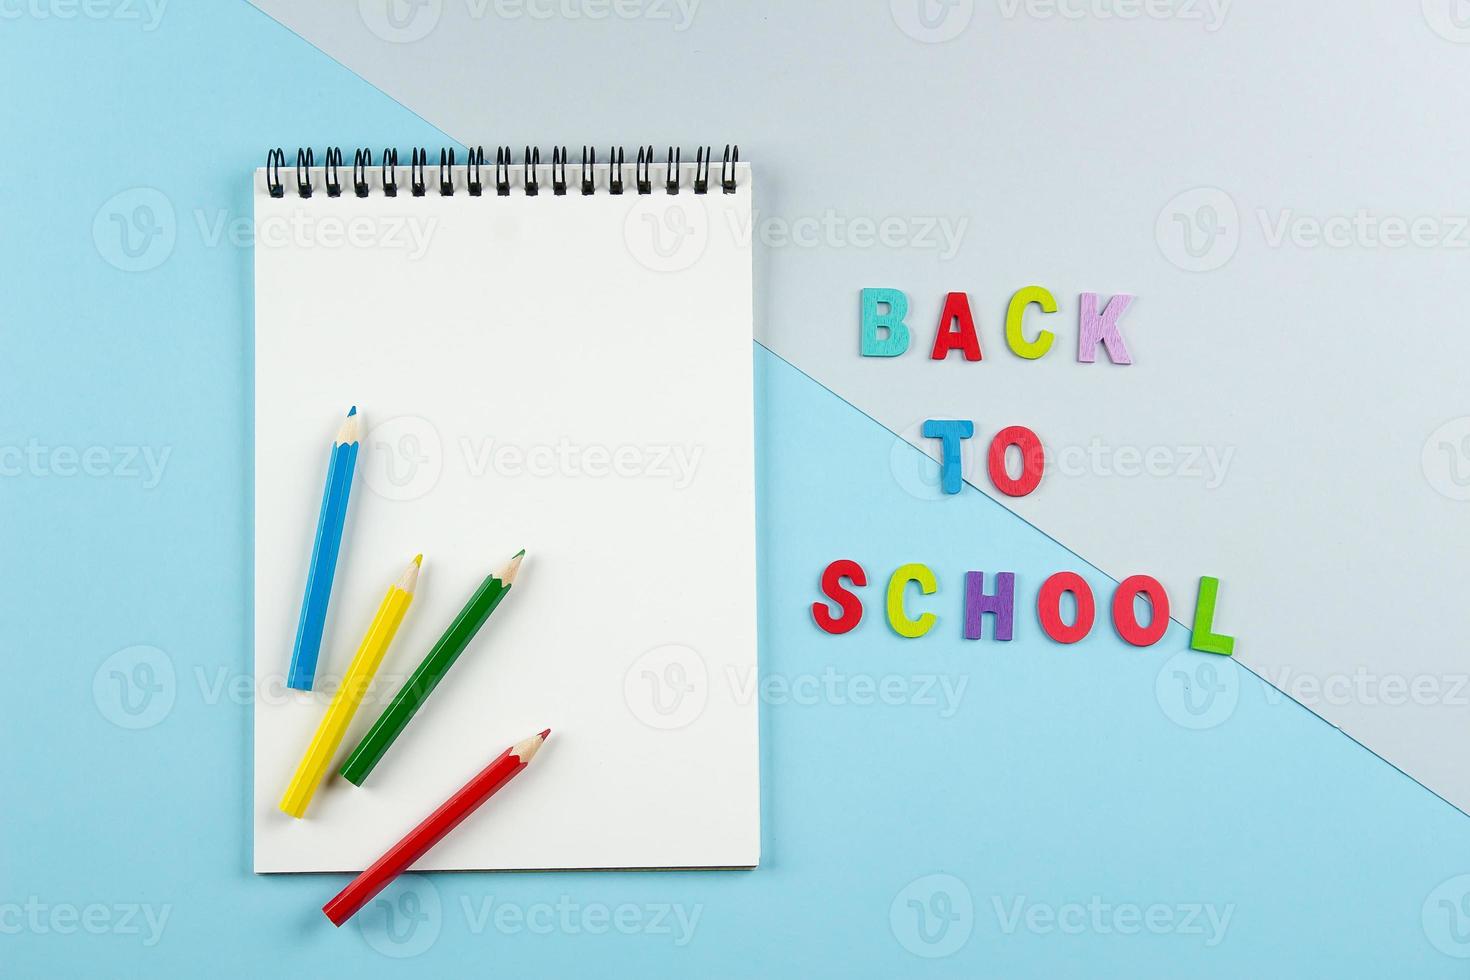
top-left (538, 729), bottom-right (551, 740)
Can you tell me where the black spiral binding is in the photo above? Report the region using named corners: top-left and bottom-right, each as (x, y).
top-left (264, 144), bottom-right (740, 198)
top-left (523, 147), bottom-right (540, 197)
top-left (266, 148), bottom-right (285, 198)
top-left (296, 148), bottom-right (314, 198)
top-left (382, 148), bottom-right (399, 197)
top-left (551, 147), bottom-right (568, 197)
top-left (635, 145), bottom-right (653, 195)
top-left (439, 148), bottom-right (455, 196)
top-left (410, 148), bottom-right (427, 197)
top-left (467, 146), bottom-right (484, 197)
top-left (324, 147), bottom-right (343, 198)
top-left (352, 149), bottom-right (371, 198)
top-left (609, 146), bottom-right (625, 195)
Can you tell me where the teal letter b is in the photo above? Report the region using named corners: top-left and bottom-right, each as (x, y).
top-left (860, 288), bottom-right (911, 357)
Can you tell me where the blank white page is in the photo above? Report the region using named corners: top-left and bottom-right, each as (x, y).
top-left (252, 159), bottom-right (757, 872)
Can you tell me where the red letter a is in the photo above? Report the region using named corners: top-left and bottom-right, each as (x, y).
top-left (930, 291), bottom-right (982, 361)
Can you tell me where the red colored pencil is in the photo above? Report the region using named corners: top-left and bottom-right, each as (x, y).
top-left (322, 729), bottom-right (550, 927)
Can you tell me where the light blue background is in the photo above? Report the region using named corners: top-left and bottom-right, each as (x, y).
top-left (3, 3), bottom-right (1470, 976)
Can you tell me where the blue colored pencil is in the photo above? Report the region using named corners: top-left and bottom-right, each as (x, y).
top-left (287, 407), bottom-right (361, 691)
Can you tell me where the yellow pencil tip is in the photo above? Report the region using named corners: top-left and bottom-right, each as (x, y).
top-left (413, 554), bottom-right (423, 566)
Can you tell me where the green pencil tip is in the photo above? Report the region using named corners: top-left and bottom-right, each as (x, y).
top-left (512, 549), bottom-right (526, 559)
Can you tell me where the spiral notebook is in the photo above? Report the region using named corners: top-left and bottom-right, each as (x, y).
top-left (252, 146), bottom-right (758, 873)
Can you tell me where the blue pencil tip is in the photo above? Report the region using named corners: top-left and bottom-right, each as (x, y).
top-left (347, 406), bottom-right (357, 417)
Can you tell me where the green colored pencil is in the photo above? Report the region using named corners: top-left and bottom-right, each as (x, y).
top-left (339, 550), bottom-right (524, 786)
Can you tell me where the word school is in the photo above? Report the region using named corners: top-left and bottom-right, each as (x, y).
top-left (812, 561), bottom-right (1236, 655)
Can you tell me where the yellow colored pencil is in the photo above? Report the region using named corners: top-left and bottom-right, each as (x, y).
top-left (280, 555), bottom-right (422, 819)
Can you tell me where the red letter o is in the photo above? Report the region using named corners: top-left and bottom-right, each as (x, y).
top-left (1111, 575), bottom-right (1170, 647)
top-left (1037, 572), bottom-right (1095, 644)
top-left (987, 425), bottom-right (1044, 497)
